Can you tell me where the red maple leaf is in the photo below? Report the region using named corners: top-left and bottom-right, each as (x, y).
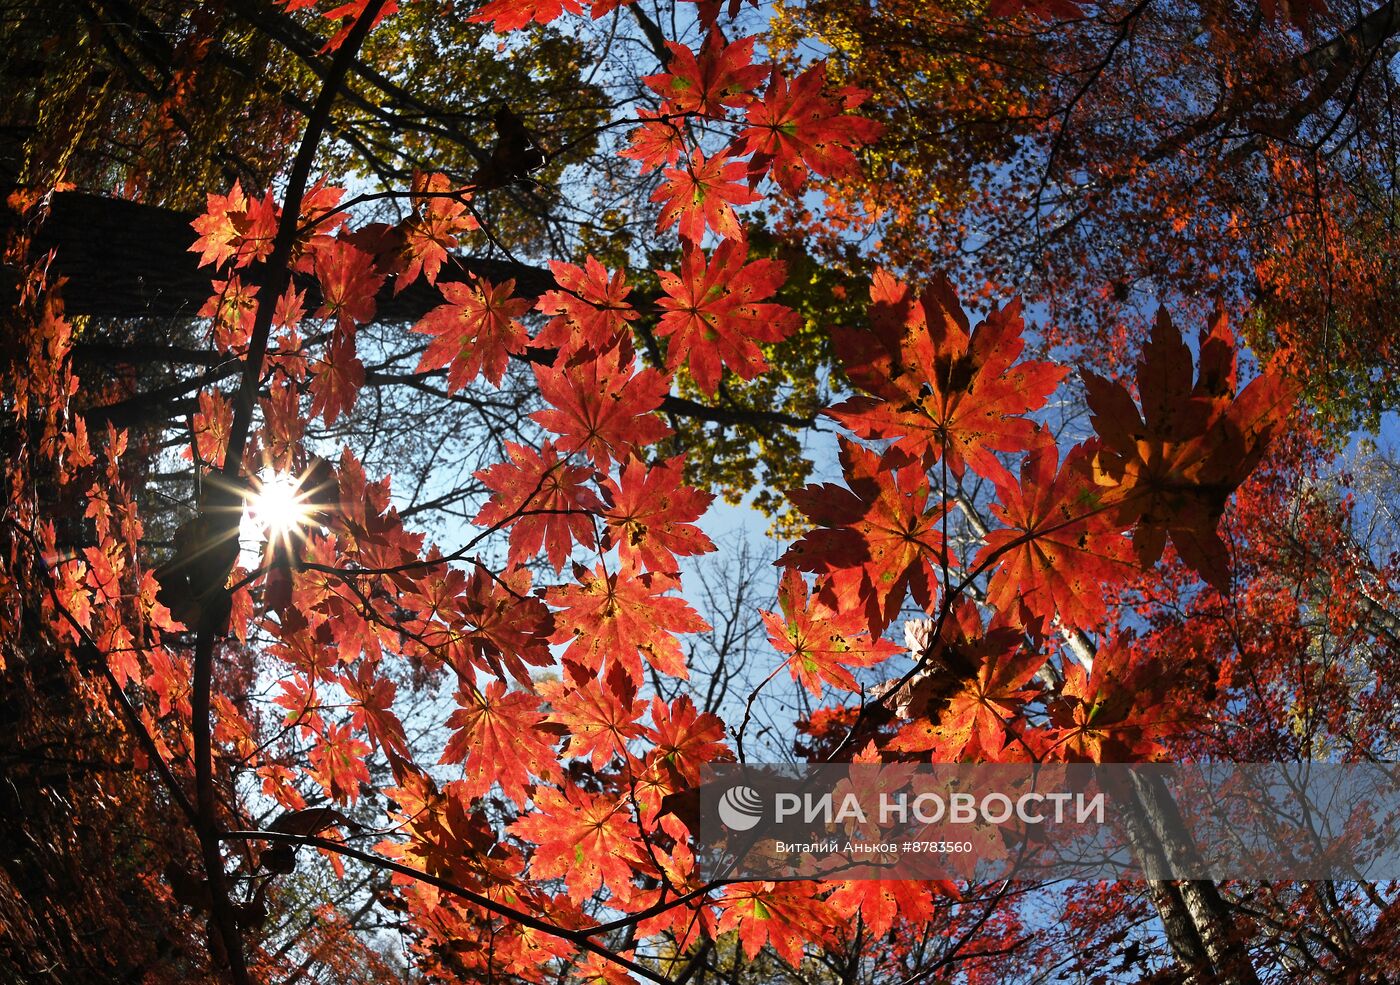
top-left (412, 276), bottom-right (532, 389)
top-left (403, 561), bottom-right (554, 686)
top-left (1082, 310), bottom-right (1297, 590)
top-left (308, 720), bottom-right (371, 804)
top-left (976, 433), bottom-right (1134, 632)
top-left (466, 0), bottom-right (582, 32)
top-left (829, 271), bottom-right (1067, 478)
top-left (473, 440), bottom-right (604, 571)
top-left (688, 0), bottom-right (759, 28)
top-left (530, 341), bottom-right (672, 469)
top-left (290, 0), bottom-right (401, 51)
top-left (440, 680), bottom-right (561, 805)
top-left (547, 563), bottom-right (709, 682)
top-left (654, 238), bottom-right (800, 394)
top-left (886, 634), bottom-right (1044, 761)
top-left (542, 663), bottom-right (647, 769)
top-left (189, 389), bottom-right (232, 468)
top-left (1047, 642), bottom-right (1174, 763)
top-left (314, 239), bottom-right (384, 327)
top-left (601, 454), bottom-right (715, 573)
top-left (780, 438), bottom-right (951, 634)
top-left (230, 190), bottom-right (280, 267)
top-left (826, 881), bottom-right (951, 939)
top-left (509, 786), bottom-right (649, 902)
top-left (457, 563), bottom-right (556, 686)
top-left (189, 182), bottom-right (248, 269)
top-left (397, 171), bottom-right (478, 290)
top-left (341, 663), bottom-right (410, 760)
top-left (715, 882), bottom-right (836, 965)
top-left (618, 111), bottom-right (686, 174)
top-left (737, 63), bottom-right (884, 195)
top-left (762, 567), bottom-right (899, 698)
top-left (643, 35), bottom-right (768, 118)
top-left (534, 256), bottom-right (637, 357)
top-left (645, 694), bottom-right (730, 787)
top-left (653, 148), bottom-right (761, 243)
top-left (199, 276), bottom-right (259, 352)
top-left (308, 324), bottom-right (364, 425)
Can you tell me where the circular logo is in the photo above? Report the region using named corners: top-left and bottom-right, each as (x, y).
top-left (718, 785), bottom-right (765, 831)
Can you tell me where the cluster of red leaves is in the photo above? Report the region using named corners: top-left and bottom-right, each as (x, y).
top-left (11, 3), bottom-right (1309, 980)
top-left (780, 273), bottom-right (1297, 769)
top-left (147, 19), bottom-right (899, 969)
top-left (162, 17), bottom-right (1299, 970)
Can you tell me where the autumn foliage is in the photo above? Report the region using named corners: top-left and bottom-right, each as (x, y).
top-left (4, 0), bottom-right (1400, 982)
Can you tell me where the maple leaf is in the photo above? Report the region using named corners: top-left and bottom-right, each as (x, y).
top-left (780, 438), bottom-right (951, 634)
top-left (139, 569), bottom-right (184, 634)
top-left (258, 376), bottom-right (304, 474)
top-left (402, 561), bottom-right (553, 685)
top-left (284, 0), bottom-right (401, 49)
top-left (473, 440), bottom-right (604, 571)
top-left (828, 271), bottom-right (1068, 477)
top-left (530, 341), bottom-right (672, 469)
top-left (542, 663), bottom-right (647, 768)
top-left (413, 276), bottom-right (532, 389)
top-left (101, 624), bottom-right (140, 689)
top-left (199, 276), bottom-right (259, 352)
top-left (886, 635), bottom-right (1044, 761)
top-left (341, 664), bottom-right (410, 760)
top-left (762, 567), bottom-right (899, 697)
top-left (308, 720), bottom-right (371, 804)
top-left (600, 454), bottom-right (715, 573)
top-left (547, 563), bottom-right (709, 683)
top-left (397, 171), bottom-right (478, 290)
top-left (467, 0), bottom-right (582, 32)
top-left (145, 646), bottom-right (190, 718)
top-left (653, 148), bottom-right (761, 243)
top-left (259, 764), bottom-right (308, 811)
top-left (189, 182), bottom-right (248, 269)
top-left (213, 694), bottom-right (259, 759)
top-left (189, 389), bottom-right (232, 468)
top-left (457, 563), bottom-right (556, 685)
top-left (308, 325), bottom-right (364, 425)
top-left (1047, 642), bottom-right (1174, 763)
top-left (272, 284), bottom-right (307, 331)
top-left (646, 694), bottom-right (730, 787)
top-left (618, 111), bottom-right (686, 174)
top-left (298, 178), bottom-right (348, 235)
top-left (1082, 310), bottom-right (1297, 590)
top-left (976, 433), bottom-right (1134, 632)
top-left (654, 238), bottom-right (801, 394)
top-left (509, 786), bottom-right (649, 902)
top-left (230, 190), bottom-right (281, 267)
top-left (643, 35), bottom-right (768, 118)
top-left (440, 680), bottom-right (561, 805)
top-left (533, 256), bottom-right (637, 357)
top-left (689, 0), bottom-right (758, 27)
top-left (826, 880), bottom-right (947, 939)
top-left (737, 63), bottom-right (884, 195)
top-left (715, 881), bottom-right (835, 966)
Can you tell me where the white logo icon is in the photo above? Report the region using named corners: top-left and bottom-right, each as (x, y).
top-left (718, 785), bottom-right (765, 831)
